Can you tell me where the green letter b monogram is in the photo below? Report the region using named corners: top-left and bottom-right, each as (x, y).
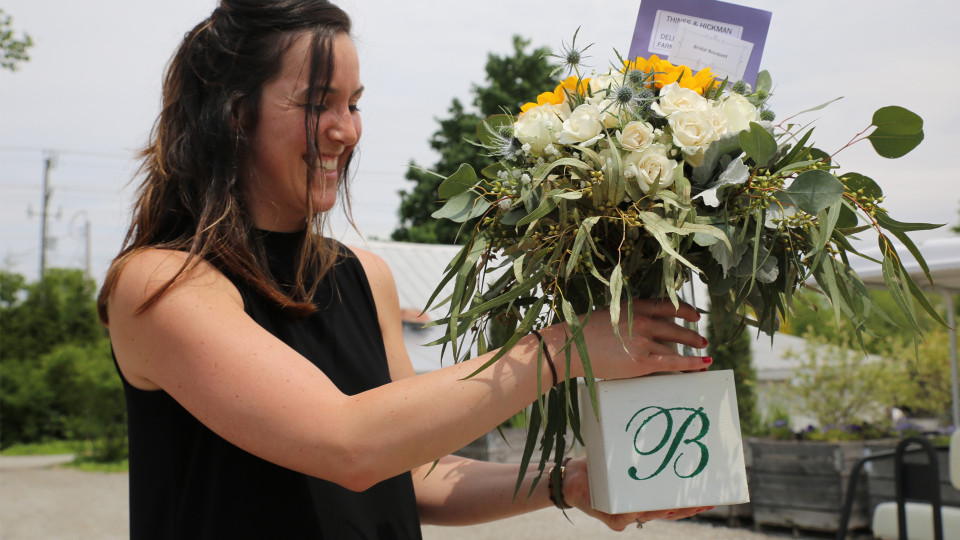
top-left (625, 406), bottom-right (710, 481)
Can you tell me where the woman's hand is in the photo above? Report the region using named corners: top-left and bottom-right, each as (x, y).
top-left (560, 457), bottom-right (713, 531)
top-left (541, 298), bottom-right (710, 382)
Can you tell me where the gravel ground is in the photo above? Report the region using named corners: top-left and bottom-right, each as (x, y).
top-left (0, 455), bottom-right (814, 540)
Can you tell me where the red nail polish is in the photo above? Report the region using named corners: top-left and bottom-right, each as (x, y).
top-left (702, 337), bottom-right (709, 347)
top-left (702, 356), bottom-right (713, 364)
top-left (699, 367), bottom-right (708, 372)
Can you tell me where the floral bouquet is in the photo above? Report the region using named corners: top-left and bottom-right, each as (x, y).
top-left (426, 38), bottom-right (942, 491)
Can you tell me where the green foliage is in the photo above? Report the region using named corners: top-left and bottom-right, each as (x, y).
top-left (755, 404), bottom-right (795, 440)
top-left (885, 327), bottom-right (954, 423)
top-left (783, 289), bottom-right (945, 355)
top-left (0, 9), bottom-right (33, 72)
top-left (1, 269), bottom-right (103, 363)
top-left (785, 325), bottom-right (953, 435)
top-left (47, 339), bottom-right (127, 462)
top-left (0, 270), bottom-right (125, 462)
top-left (0, 439), bottom-right (82, 456)
top-left (392, 36), bottom-right (556, 244)
top-left (786, 335), bottom-right (899, 429)
top-left (867, 106), bottom-right (925, 158)
top-left (427, 39), bottom-right (939, 482)
top-left (707, 294), bottom-right (758, 434)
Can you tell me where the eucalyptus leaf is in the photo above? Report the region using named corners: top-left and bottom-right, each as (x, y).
top-left (460, 270), bottom-right (544, 320)
top-left (481, 162), bottom-right (507, 181)
top-left (792, 96), bottom-right (843, 117)
top-left (871, 106), bottom-right (923, 135)
top-left (567, 216), bottom-right (600, 279)
top-left (709, 226), bottom-right (748, 277)
top-left (841, 173), bottom-right (882, 199)
top-left (432, 190), bottom-right (490, 223)
top-left (783, 170), bottom-right (844, 215)
top-left (499, 208), bottom-right (526, 227)
top-left (755, 70), bottom-right (772, 93)
top-left (437, 163), bottom-right (478, 199)
top-left (693, 156), bottom-right (749, 207)
top-left (533, 157), bottom-right (590, 185)
top-left (874, 211), bottom-right (943, 232)
top-left (516, 190), bottom-right (560, 227)
top-left (739, 122), bottom-right (777, 166)
top-left (867, 128), bottom-right (924, 159)
top-left (609, 264), bottom-right (624, 343)
top-left (604, 133), bottom-right (626, 204)
top-left (691, 132), bottom-right (742, 186)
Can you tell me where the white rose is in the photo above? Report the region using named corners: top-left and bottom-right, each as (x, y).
top-left (588, 69), bottom-right (624, 98)
top-left (668, 109), bottom-right (719, 167)
top-left (623, 145), bottom-right (676, 193)
top-left (514, 104), bottom-right (562, 155)
top-left (651, 82), bottom-right (709, 117)
top-left (709, 105), bottom-right (728, 137)
top-left (618, 121), bottom-right (656, 152)
top-left (557, 103), bottom-right (604, 146)
top-left (719, 93), bottom-right (759, 134)
top-left (587, 98), bottom-right (621, 129)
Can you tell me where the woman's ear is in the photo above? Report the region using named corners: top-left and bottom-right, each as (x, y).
top-left (229, 94), bottom-right (254, 133)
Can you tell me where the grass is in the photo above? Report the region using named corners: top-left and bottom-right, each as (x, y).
top-left (1, 439), bottom-right (129, 473)
top-left (0, 439), bottom-right (82, 456)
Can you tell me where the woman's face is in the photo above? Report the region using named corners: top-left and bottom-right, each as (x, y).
top-left (242, 31), bottom-right (363, 231)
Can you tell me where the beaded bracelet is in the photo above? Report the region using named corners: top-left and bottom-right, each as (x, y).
top-left (547, 457), bottom-right (573, 509)
top-left (531, 330), bottom-right (558, 387)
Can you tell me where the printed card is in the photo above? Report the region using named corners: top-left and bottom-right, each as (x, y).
top-left (629, 0), bottom-right (772, 85)
top-left (669, 24), bottom-right (754, 83)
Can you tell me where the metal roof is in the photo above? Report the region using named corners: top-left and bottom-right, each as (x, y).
top-left (358, 240), bottom-right (463, 374)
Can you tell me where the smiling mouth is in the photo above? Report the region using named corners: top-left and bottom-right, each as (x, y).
top-left (319, 156), bottom-right (338, 170)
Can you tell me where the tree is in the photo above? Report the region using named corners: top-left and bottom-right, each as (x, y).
top-left (0, 269), bottom-right (103, 363)
top-left (0, 269), bottom-right (121, 455)
top-left (392, 36), bottom-right (556, 244)
top-left (0, 9), bottom-right (33, 72)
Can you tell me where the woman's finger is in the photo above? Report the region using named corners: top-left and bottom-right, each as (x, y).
top-left (632, 299), bottom-right (700, 322)
top-left (637, 318), bottom-right (707, 349)
top-left (640, 354), bottom-right (713, 375)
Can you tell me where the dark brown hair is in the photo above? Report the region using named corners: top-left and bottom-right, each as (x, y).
top-left (98, 0), bottom-right (353, 323)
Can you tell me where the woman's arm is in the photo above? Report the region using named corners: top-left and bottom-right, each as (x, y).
top-left (107, 248), bottom-right (707, 492)
top-left (411, 456), bottom-right (712, 529)
top-left (353, 247), bottom-right (711, 528)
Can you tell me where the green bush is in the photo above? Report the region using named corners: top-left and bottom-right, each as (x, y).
top-left (46, 339), bottom-right (127, 462)
top-left (1, 269), bottom-right (126, 461)
top-left (786, 328), bottom-right (953, 436)
top-left (787, 334), bottom-right (900, 429)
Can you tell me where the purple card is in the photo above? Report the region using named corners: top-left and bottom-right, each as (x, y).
top-left (629, 0), bottom-right (772, 85)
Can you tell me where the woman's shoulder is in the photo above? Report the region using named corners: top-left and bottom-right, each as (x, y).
top-left (344, 245), bottom-right (399, 303)
top-left (344, 245), bottom-right (389, 279)
top-left (107, 248), bottom-right (243, 320)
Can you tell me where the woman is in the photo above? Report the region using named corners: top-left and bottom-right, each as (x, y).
top-left (98, 0), bottom-right (714, 537)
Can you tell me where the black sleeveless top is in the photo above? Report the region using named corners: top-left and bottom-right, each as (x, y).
top-left (118, 231), bottom-right (422, 539)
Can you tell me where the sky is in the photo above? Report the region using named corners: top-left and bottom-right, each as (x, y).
top-left (2, 0), bottom-right (959, 284)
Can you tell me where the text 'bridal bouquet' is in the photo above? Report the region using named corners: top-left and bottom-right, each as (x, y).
top-left (426, 37), bottom-right (942, 491)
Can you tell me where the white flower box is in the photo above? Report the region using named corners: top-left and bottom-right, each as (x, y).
top-left (580, 370), bottom-right (750, 513)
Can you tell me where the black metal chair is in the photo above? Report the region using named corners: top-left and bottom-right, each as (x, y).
top-left (836, 436), bottom-right (944, 540)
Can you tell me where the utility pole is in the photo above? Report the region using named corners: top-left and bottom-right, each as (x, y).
top-left (38, 151), bottom-right (58, 278)
top-left (70, 211), bottom-right (92, 277)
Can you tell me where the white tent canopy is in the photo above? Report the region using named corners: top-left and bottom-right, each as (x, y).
top-left (847, 236), bottom-right (960, 426)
